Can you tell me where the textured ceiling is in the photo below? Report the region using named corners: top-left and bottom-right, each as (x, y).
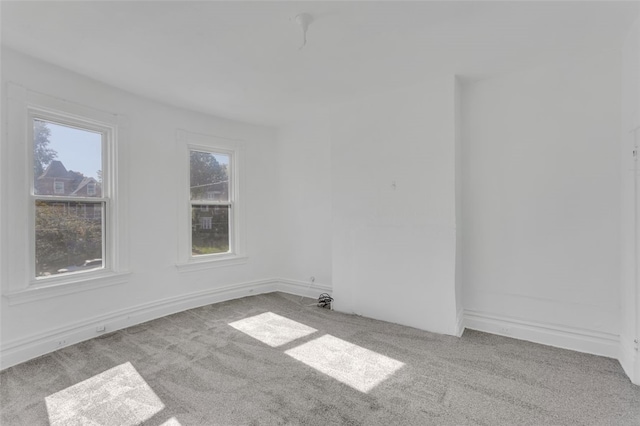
top-left (2, 1), bottom-right (638, 126)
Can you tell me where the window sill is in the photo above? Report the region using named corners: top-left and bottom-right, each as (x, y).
top-left (175, 255), bottom-right (248, 272)
top-left (3, 271), bottom-right (131, 306)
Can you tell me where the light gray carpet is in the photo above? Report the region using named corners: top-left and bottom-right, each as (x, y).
top-left (1, 292), bottom-right (639, 425)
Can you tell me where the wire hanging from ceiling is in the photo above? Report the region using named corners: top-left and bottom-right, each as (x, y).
top-left (295, 13), bottom-right (313, 50)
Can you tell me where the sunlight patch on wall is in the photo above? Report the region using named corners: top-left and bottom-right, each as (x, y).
top-left (228, 312), bottom-right (317, 347)
top-left (285, 334), bottom-right (404, 393)
top-left (45, 362), bottom-right (164, 426)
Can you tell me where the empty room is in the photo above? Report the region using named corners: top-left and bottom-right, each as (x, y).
top-left (1, 1), bottom-right (640, 425)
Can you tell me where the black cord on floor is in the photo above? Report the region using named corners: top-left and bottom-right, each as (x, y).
top-left (317, 293), bottom-right (333, 309)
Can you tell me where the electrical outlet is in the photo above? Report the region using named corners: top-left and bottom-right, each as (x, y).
top-left (96, 325), bottom-right (106, 333)
top-left (498, 327), bottom-right (510, 335)
top-left (56, 340), bottom-right (67, 347)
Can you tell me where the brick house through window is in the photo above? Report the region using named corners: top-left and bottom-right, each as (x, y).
top-left (35, 160), bottom-right (102, 221)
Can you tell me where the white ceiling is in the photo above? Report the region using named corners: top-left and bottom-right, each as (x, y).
top-left (2, 1), bottom-right (638, 126)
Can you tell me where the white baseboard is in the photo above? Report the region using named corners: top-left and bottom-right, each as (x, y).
top-left (0, 279), bottom-right (273, 369)
top-left (276, 278), bottom-right (332, 299)
top-left (0, 277), bottom-right (333, 370)
top-left (463, 309), bottom-right (620, 359)
top-left (619, 336), bottom-right (640, 385)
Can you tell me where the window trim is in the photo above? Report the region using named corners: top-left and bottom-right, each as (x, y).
top-left (28, 109), bottom-right (113, 283)
top-left (176, 129), bottom-right (246, 270)
top-left (28, 110), bottom-right (113, 283)
top-left (2, 83), bottom-right (130, 299)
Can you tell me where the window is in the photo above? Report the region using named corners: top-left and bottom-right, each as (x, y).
top-left (87, 182), bottom-right (96, 196)
top-left (53, 181), bottom-right (64, 194)
top-left (176, 130), bottom-right (245, 270)
top-left (2, 84), bottom-right (129, 303)
top-left (190, 150), bottom-right (231, 255)
top-left (32, 117), bottom-right (106, 278)
top-left (200, 216), bottom-right (213, 230)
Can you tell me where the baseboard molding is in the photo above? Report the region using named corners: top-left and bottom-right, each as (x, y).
top-left (0, 279), bottom-right (278, 370)
top-left (0, 277), bottom-right (333, 370)
top-left (276, 278), bottom-right (332, 299)
top-left (619, 336), bottom-right (640, 385)
top-left (463, 309), bottom-right (620, 359)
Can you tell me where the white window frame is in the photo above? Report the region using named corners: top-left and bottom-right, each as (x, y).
top-left (1, 84), bottom-right (130, 305)
top-left (176, 129), bottom-right (246, 271)
top-left (29, 110), bottom-right (112, 283)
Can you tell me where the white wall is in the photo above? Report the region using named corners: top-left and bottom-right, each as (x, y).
top-left (331, 78), bottom-right (459, 335)
top-left (275, 118), bottom-right (332, 287)
top-left (461, 50), bottom-right (622, 357)
top-left (619, 16), bottom-right (640, 385)
top-left (1, 48), bottom-right (282, 366)
top-left (276, 78), bottom-right (461, 336)
top-left (2, 33), bottom-right (636, 379)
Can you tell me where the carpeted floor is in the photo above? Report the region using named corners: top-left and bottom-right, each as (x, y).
top-left (1, 292), bottom-right (639, 425)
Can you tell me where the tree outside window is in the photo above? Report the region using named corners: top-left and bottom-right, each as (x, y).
top-left (32, 118), bottom-right (105, 277)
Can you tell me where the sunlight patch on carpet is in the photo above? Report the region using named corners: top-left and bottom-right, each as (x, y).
top-left (228, 312), bottom-right (317, 347)
top-left (285, 334), bottom-right (404, 393)
top-left (159, 417), bottom-right (182, 425)
top-left (45, 362), bottom-right (164, 426)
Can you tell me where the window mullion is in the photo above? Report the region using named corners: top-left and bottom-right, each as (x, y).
top-left (190, 201), bottom-right (231, 207)
top-left (33, 195), bottom-right (107, 203)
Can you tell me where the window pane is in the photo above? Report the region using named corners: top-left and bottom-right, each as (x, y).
top-left (192, 205), bottom-right (229, 256)
top-left (35, 200), bottom-right (104, 277)
top-left (34, 119), bottom-right (103, 197)
top-left (190, 151), bottom-right (229, 201)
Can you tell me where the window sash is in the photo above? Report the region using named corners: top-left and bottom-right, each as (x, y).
top-left (32, 194), bottom-right (109, 278)
top-left (29, 113), bottom-right (111, 199)
top-left (189, 150), bottom-right (231, 203)
top-left (189, 200), bottom-right (233, 256)
top-left (33, 199), bottom-right (106, 278)
top-left (188, 147), bottom-right (234, 259)
top-left (28, 111), bottom-right (112, 282)
top-left (191, 203), bottom-right (231, 256)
